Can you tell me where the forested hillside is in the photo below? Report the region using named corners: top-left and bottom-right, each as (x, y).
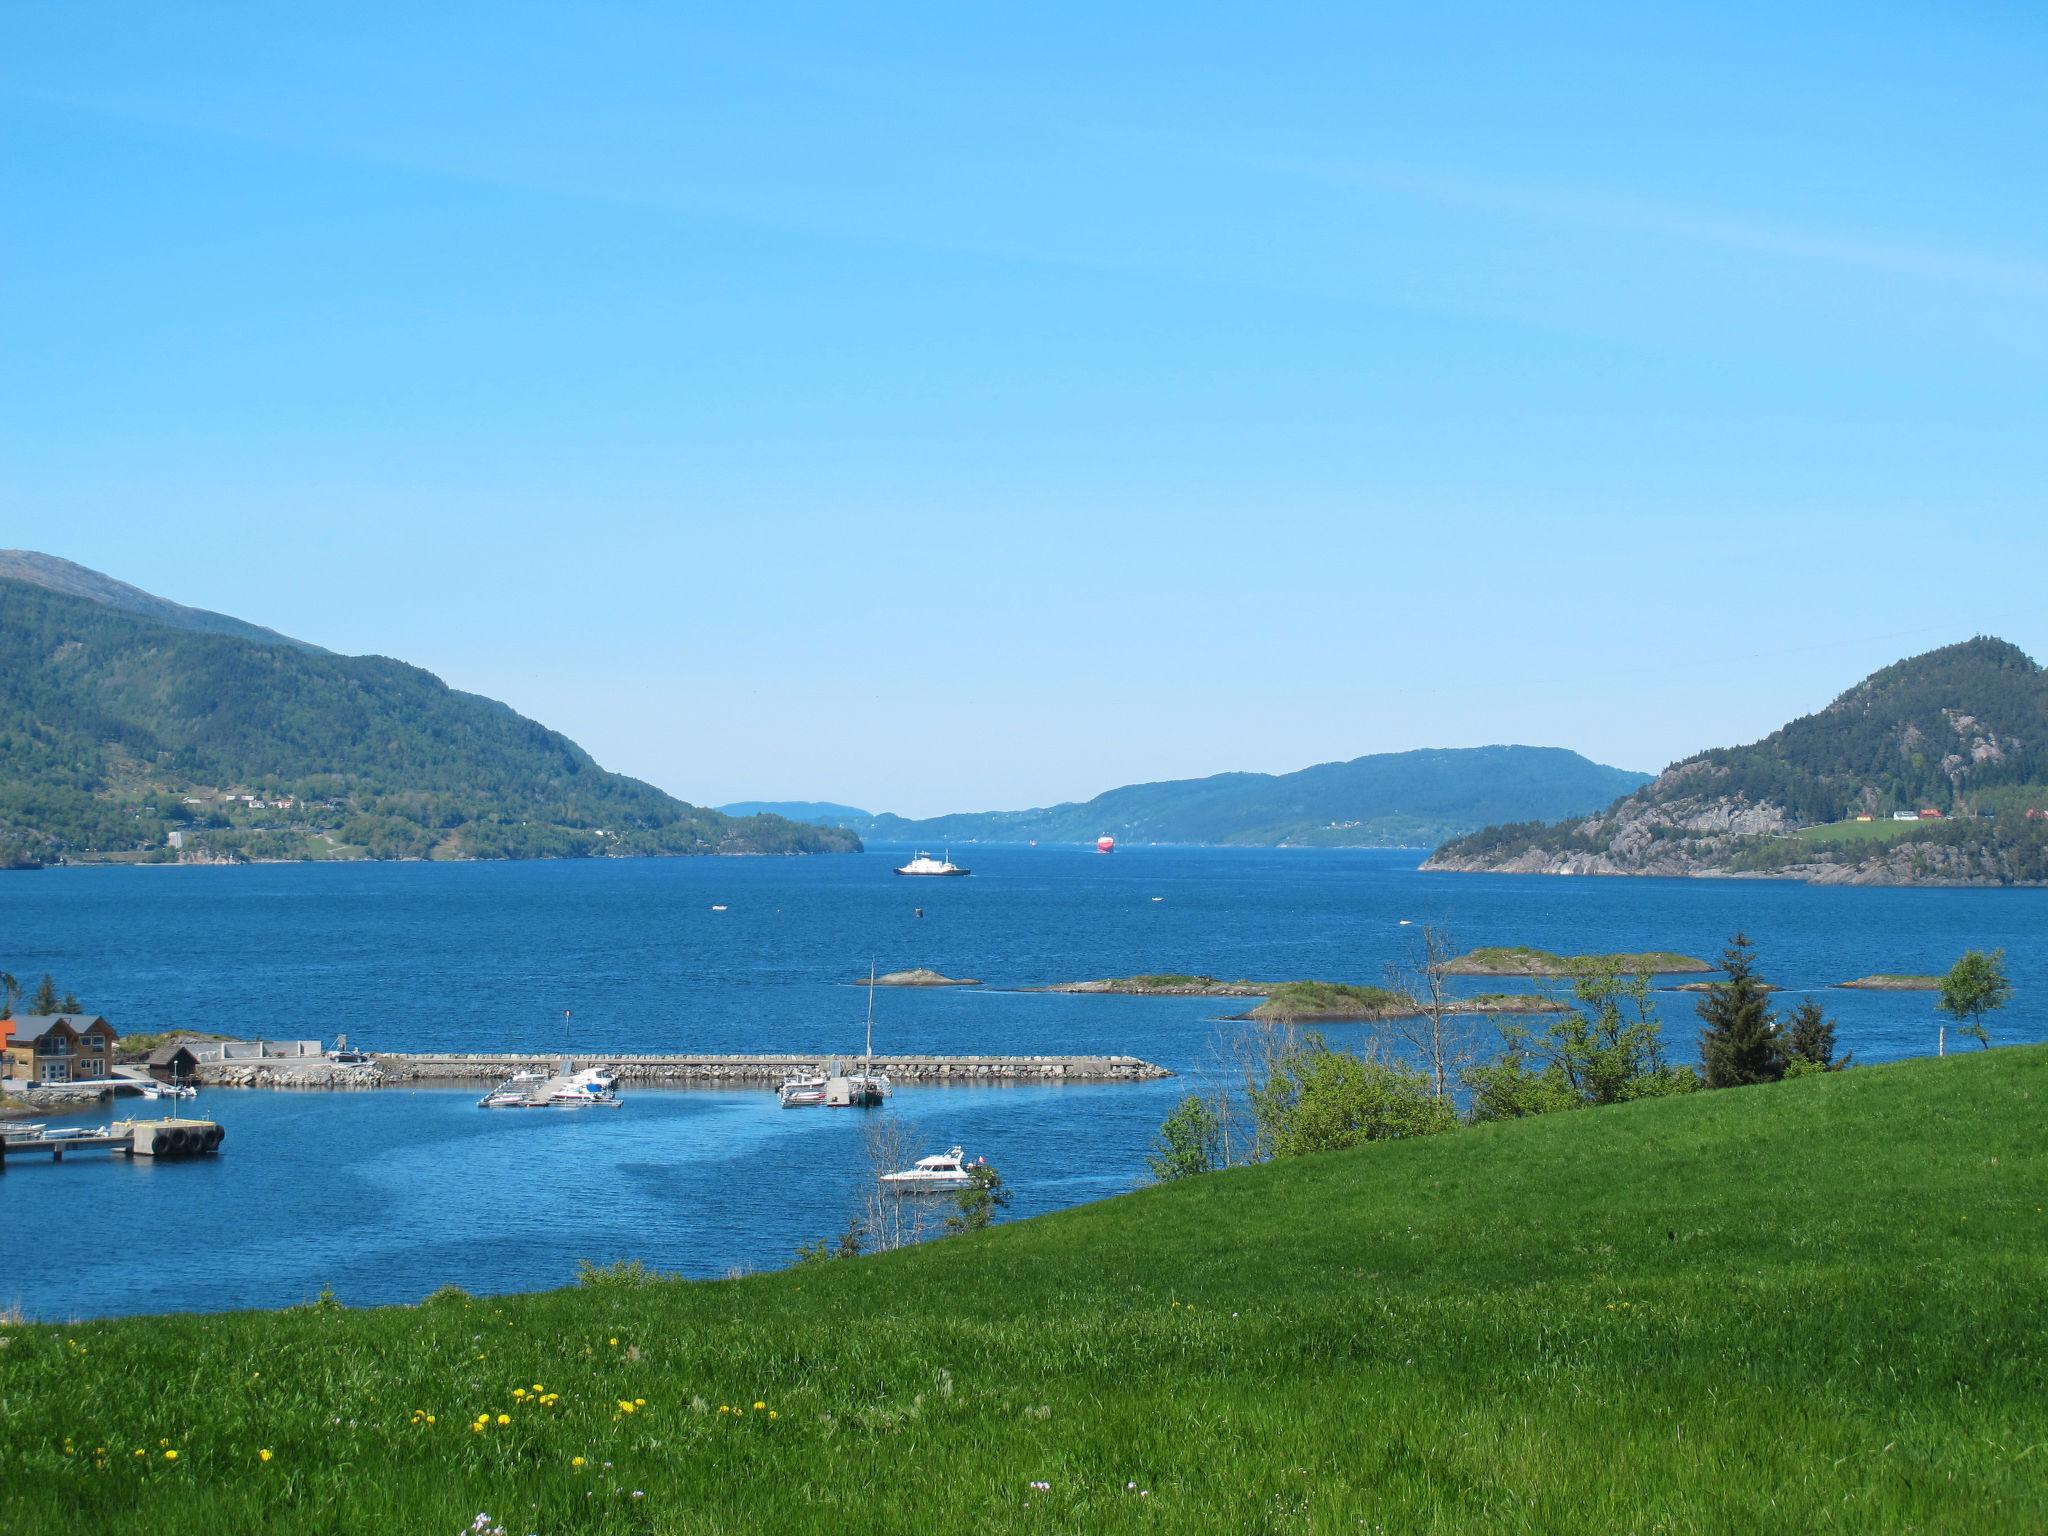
top-left (0, 571), bottom-right (859, 866)
top-left (829, 746), bottom-right (1649, 848)
top-left (1427, 638), bottom-right (2048, 885)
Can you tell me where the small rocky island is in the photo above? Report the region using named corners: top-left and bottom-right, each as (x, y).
top-left (1032, 975), bottom-right (1271, 997)
top-left (1836, 974), bottom-right (1942, 991)
top-left (1241, 983), bottom-right (1570, 1023)
top-left (1446, 947), bottom-right (1710, 976)
top-left (866, 968), bottom-right (982, 987)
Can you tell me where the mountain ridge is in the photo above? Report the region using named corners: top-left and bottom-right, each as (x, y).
top-left (0, 556), bottom-right (859, 867)
top-left (1425, 636), bottom-right (2048, 885)
top-left (781, 745), bottom-right (1651, 848)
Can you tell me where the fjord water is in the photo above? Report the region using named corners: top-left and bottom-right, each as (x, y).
top-left (3, 846), bottom-right (2042, 1320)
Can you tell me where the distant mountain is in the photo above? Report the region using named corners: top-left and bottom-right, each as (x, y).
top-left (820, 746), bottom-right (1650, 849)
top-left (0, 549), bottom-right (322, 653)
top-left (718, 800), bottom-right (872, 822)
top-left (1425, 637), bottom-right (2048, 886)
top-left (0, 556), bottom-right (860, 867)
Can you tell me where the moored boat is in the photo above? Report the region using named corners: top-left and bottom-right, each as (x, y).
top-left (880, 1146), bottom-right (981, 1191)
top-left (778, 1073), bottom-right (827, 1108)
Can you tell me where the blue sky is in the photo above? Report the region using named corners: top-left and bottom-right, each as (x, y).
top-left (4, 4), bottom-right (2045, 815)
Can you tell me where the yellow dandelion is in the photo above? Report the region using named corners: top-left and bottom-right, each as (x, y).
top-left (159, 1438), bottom-right (170, 1448)
top-left (496, 1414), bottom-right (510, 1426)
top-left (634, 1398), bottom-right (646, 1407)
top-left (532, 1383), bottom-right (544, 1393)
top-left (719, 1405), bottom-right (731, 1415)
top-left (608, 1337), bottom-right (619, 1347)
top-left (134, 1449), bottom-right (146, 1459)
top-left (571, 1455), bottom-right (586, 1468)
top-left (753, 1401), bottom-right (765, 1411)
top-left (259, 1449), bottom-right (273, 1463)
top-left (163, 1450), bottom-right (178, 1462)
top-left (768, 1410), bottom-right (779, 1421)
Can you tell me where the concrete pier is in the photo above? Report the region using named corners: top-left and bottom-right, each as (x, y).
top-left (196, 1051), bottom-right (1170, 1089)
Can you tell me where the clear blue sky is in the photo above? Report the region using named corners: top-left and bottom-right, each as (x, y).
top-left (4, 4), bottom-right (2045, 816)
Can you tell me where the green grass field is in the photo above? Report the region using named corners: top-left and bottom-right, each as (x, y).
top-left (1796, 817), bottom-right (1934, 845)
top-left (4, 1050), bottom-right (2045, 1533)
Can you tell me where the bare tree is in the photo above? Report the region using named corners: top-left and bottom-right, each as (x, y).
top-left (1382, 923), bottom-right (1479, 1099)
top-left (858, 1114), bottom-right (936, 1254)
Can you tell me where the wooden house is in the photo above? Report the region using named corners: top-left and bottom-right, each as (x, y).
top-left (2, 1015), bottom-right (119, 1084)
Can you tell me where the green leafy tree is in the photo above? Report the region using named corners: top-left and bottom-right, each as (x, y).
top-left (946, 1163), bottom-right (1012, 1234)
top-left (1147, 1094), bottom-right (1225, 1183)
top-left (1781, 998), bottom-right (1849, 1073)
top-left (1463, 1036), bottom-right (1581, 1120)
top-left (1937, 949), bottom-right (2012, 1054)
top-left (1516, 961), bottom-right (1689, 1107)
top-left (29, 973), bottom-right (58, 1015)
top-left (1257, 1042), bottom-right (1457, 1157)
top-left (1697, 933), bottom-right (1785, 1087)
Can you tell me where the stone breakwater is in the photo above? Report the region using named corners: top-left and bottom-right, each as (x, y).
top-left (199, 1053), bottom-right (1171, 1089)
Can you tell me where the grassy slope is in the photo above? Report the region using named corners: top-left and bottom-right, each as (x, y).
top-left (4, 1051), bottom-right (2045, 1534)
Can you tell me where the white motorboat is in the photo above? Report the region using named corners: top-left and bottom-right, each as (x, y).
top-left (778, 1074), bottom-right (827, 1108)
top-left (893, 850), bottom-right (970, 877)
top-left (548, 1067), bottom-right (622, 1108)
top-left (880, 1146), bottom-right (981, 1192)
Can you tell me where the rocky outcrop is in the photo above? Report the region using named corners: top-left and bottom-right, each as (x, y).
top-left (867, 969), bottom-right (981, 987)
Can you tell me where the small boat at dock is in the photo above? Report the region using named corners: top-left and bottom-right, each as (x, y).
top-left (547, 1067), bottom-right (622, 1107)
top-left (778, 1073), bottom-right (827, 1108)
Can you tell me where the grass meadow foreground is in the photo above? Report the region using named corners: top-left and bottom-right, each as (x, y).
top-left (3, 1049), bottom-right (2045, 1533)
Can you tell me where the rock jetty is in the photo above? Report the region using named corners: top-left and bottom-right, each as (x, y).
top-left (866, 969), bottom-right (981, 987)
top-left (202, 1053), bottom-right (1170, 1088)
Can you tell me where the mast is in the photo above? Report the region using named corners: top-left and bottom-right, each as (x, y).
top-left (866, 960), bottom-right (876, 1063)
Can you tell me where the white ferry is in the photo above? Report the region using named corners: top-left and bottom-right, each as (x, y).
top-left (894, 850), bottom-right (970, 876)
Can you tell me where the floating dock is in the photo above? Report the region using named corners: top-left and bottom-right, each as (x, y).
top-left (0, 1117), bottom-right (225, 1167)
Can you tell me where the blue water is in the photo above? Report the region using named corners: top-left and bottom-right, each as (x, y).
top-left (3, 846), bottom-right (2042, 1320)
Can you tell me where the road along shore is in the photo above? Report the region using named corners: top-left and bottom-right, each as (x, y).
top-left (196, 1052), bottom-right (1172, 1090)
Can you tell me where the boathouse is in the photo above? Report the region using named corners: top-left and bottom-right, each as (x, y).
top-left (2, 1015), bottom-right (119, 1084)
top-left (145, 1042), bottom-right (203, 1084)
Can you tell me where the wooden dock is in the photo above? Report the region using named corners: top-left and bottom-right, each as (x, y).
top-left (0, 1117), bottom-right (225, 1168)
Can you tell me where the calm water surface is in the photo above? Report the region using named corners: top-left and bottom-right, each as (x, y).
top-left (3, 846), bottom-right (2041, 1319)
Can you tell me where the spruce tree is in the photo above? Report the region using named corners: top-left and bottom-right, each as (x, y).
top-left (1781, 997), bottom-right (1848, 1071)
top-left (29, 973), bottom-right (59, 1015)
top-left (1697, 933), bottom-right (1785, 1087)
